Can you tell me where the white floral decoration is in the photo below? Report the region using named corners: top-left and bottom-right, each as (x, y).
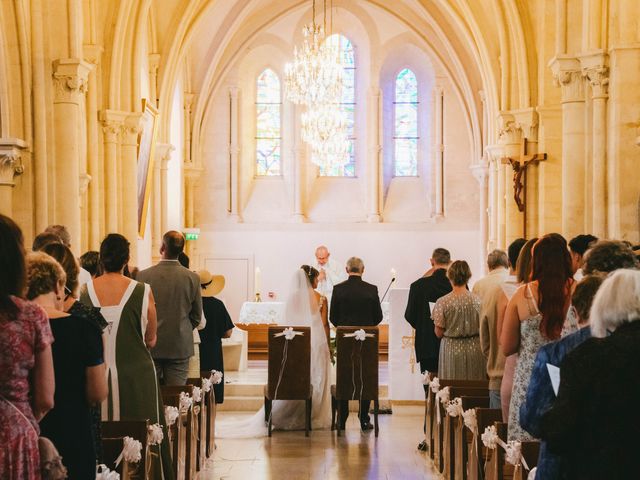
top-left (422, 371), bottom-right (431, 386)
top-left (147, 423), bottom-right (164, 446)
top-left (192, 386), bottom-right (202, 403)
top-left (446, 397), bottom-right (464, 417)
top-left (211, 370), bottom-right (223, 385)
top-left (201, 377), bottom-right (212, 393)
top-left (429, 377), bottom-right (440, 393)
top-left (179, 392), bottom-right (193, 413)
top-left (284, 327), bottom-right (296, 340)
top-left (164, 406), bottom-right (179, 426)
top-left (481, 425), bottom-right (498, 449)
top-left (435, 386), bottom-right (450, 405)
top-left (96, 464), bottom-right (120, 480)
top-left (354, 329), bottom-right (367, 341)
top-left (114, 436), bottom-right (142, 467)
top-left (462, 408), bottom-right (478, 432)
top-left (505, 440), bottom-right (522, 466)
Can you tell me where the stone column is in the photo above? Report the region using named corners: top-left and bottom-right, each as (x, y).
top-left (433, 85), bottom-right (445, 218)
top-left (148, 53), bottom-right (160, 107)
top-left (228, 86), bottom-right (242, 222)
top-left (154, 143), bottom-right (175, 243)
top-left (292, 144), bottom-right (307, 222)
top-left (497, 114), bottom-right (524, 244)
top-left (79, 173), bottom-right (92, 249)
top-left (582, 54), bottom-right (609, 238)
top-left (121, 114), bottom-right (142, 264)
top-left (52, 59), bottom-right (91, 254)
top-left (471, 163), bottom-right (489, 273)
top-left (367, 87), bottom-right (382, 222)
top-left (184, 93), bottom-right (194, 165)
top-left (0, 139), bottom-right (28, 217)
top-left (84, 45), bottom-right (102, 249)
top-left (550, 56), bottom-right (586, 238)
top-left (485, 145), bottom-right (503, 250)
top-left (100, 111), bottom-right (126, 233)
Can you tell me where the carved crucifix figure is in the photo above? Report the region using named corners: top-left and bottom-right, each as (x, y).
top-left (501, 138), bottom-right (547, 237)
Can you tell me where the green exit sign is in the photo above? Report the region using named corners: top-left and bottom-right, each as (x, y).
top-left (185, 233), bottom-right (199, 241)
top-left (183, 228), bottom-right (200, 241)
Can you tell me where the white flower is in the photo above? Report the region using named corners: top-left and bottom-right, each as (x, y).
top-left (147, 423), bottom-right (164, 446)
top-left (429, 377), bottom-right (440, 393)
top-left (96, 464), bottom-right (120, 480)
top-left (211, 370), bottom-right (224, 385)
top-left (446, 397), bottom-right (463, 417)
top-left (283, 327), bottom-right (296, 340)
top-left (422, 372), bottom-right (431, 386)
top-left (505, 440), bottom-right (522, 466)
top-left (179, 392), bottom-right (193, 413)
top-left (481, 425), bottom-right (498, 449)
top-left (462, 408), bottom-right (477, 432)
top-left (192, 386), bottom-right (202, 403)
top-left (201, 377), bottom-right (212, 393)
top-left (164, 406), bottom-right (179, 426)
top-left (354, 329), bottom-right (367, 341)
top-left (435, 386), bottom-right (450, 405)
top-left (122, 436), bottom-right (142, 463)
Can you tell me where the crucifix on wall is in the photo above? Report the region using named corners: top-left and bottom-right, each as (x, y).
top-left (501, 138), bottom-right (547, 238)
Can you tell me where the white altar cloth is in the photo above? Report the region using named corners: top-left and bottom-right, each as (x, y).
top-left (238, 301), bottom-right (286, 324)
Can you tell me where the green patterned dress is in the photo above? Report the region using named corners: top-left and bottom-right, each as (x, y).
top-left (81, 280), bottom-right (174, 480)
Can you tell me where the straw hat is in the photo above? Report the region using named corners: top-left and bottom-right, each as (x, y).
top-left (198, 269), bottom-right (225, 297)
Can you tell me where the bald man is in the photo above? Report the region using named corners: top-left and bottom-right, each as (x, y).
top-left (313, 245), bottom-right (347, 299)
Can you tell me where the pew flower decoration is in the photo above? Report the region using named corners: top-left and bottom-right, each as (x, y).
top-left (505, 440), bottom-right (529, 470)
top-left (192, 386), bottom-right (202, 403)
top-left (462, 408), bottom-right (478, 432)
top-left (354, 329), bottom-right (367, 341)
top-left (202, 377), bottom-right (212, 393)
top-left (429, 377), bottom-right (440, 393)
top-left (164, 406), bottom-right (179, 426)
top-left (481, 425), bottom-right (499, 449)
top-left (446, 397), bottom-right (464, 417)
top-left (115, 436), bottom-right (142, 467)
top-left (435, 386), bottom-right (450, 405)
top-left (96, 464), bottom-right (120, 480)
top-left (179, 392), bottom-right (193, 413)
top-left (211, 370), bottom-right (224, 385)
top-left (147, 423), bottom-right (164, 446)
top-left (422, 371), bottom-right (430, 386)
top-left (528, 467), bottom-right (537, 480)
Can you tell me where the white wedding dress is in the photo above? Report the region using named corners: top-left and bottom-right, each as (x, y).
top-left (216, 270), bottom-right (332, 437)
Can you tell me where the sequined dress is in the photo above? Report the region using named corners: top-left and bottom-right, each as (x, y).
top-left (432, 290), bottom-right (485, 380)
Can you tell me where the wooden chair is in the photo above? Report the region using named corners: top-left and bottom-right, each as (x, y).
top-left (101, 420), bottom-right (149, 479)
top-left (161, 385), bottom-right (196, 480)
top-left (263, 325), bottom-right (312, 436)
top-left (330, 326), bottom-right (379, 437)
top-left (186, 377), bottom-right (207, 470)
top-left (441, 389), bottom-right (489, 479)
top-left (200, 370), bottom-right (217, 457)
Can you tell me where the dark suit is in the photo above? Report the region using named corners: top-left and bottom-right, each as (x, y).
top-left (404, 268), bottom-right (452, 373)
top-left (330, 275), bottom-right (383, 427)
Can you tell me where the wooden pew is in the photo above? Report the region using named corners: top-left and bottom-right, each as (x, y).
top-left (486, 422), bottom-right (511, 480)
top-left (200, 370), bottom-right (217, 458)
top-left (161, 385), bottom-right (196, 480)
top-left (453, 396), bottom-right (489, 480)
top-left (187, 377), bottom-right (207, 470)
top-left (442, 388), bottom-right (489, 479)
top-left (101, 420), bottom-right (149, 479)
top-left (512, 441), bottom-right (540, 480)
top-left (469, 409), bottom-right (503, 480)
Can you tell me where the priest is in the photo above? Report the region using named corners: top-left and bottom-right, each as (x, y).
top-left (313, 245), bottom-right (347, 299)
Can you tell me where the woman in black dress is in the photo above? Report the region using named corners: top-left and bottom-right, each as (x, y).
top-left (198, 270), bottom-right (234, 403)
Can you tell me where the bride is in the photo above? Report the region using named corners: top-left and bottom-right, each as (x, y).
top-left (216, 265), bottom-right (332, 437)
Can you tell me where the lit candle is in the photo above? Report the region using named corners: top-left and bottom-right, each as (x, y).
top-left (390, 268), bottom-right (397, 284)
top-left (255, 267), bottom-right (261, 295)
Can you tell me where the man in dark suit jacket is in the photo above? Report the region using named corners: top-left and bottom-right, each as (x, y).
top-left (330, 257), bottom-right (382, 430)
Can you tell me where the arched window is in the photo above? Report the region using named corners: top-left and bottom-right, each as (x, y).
top-left (394, 68), bottom-right (419, 176)
top-left (256, 69), bottom-right (282, 176)
top-left (318, 34), bottom-right (356, 177)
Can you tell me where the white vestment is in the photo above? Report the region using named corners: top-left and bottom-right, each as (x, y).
top-left (313, 257), bottom-right (347, 298)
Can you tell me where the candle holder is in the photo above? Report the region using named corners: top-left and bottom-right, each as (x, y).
top-left (255, 292), bottom-right (262, 302)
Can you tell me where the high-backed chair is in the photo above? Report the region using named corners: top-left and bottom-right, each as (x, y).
top-left (263, 325), bottom-right (312, 436)
top-left (330, 326), bottom-right (379, 437)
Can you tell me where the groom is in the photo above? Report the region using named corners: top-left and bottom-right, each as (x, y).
top-left (330, 257), bottom-right (383, 431)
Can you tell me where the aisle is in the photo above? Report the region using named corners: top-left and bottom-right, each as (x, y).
top-left (197, 406), bottom-right (435, 479)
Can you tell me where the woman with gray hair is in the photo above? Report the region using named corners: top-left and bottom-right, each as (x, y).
top-left (540, 269), bottom-right (640, 479)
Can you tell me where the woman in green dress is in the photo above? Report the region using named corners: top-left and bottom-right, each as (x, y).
top-left (81, 234), bottom-right (174, 480)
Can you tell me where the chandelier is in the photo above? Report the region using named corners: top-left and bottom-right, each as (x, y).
top-left (301, 104), bottom-right (350, 167)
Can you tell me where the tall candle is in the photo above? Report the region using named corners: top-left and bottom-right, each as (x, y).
top-left (255, 267), bottom-right (261, 294)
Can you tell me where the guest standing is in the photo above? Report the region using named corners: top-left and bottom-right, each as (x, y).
top-left (330, 257), bottom-right (383, 430)
top-left (79, 251), bottom-right (102, 278)
top-left (137, 231), bottom-right (202, 386)
top-left (28, 252), bottom-right (107, 479)
top-left (80, 234), bottom-right (174, 480)
top-left (177, 252), bottom-right (206, 380)
top-left (501, 234), bottom-right (573, 440)
top-left (540, 269), bottom-right (640, 479)
top-left (472, 249), bottom-right (509, 301)
top-left (0, 215), bottom-right (55, 480)
top-left (432, 261), bottom-right (485, 380)
top-left (568, 234), bottom-right (597, 281)
top-left (404, 248), bottom-right (452, 375)
top-left (198, 270), bottom-right (234, 403)
top-left (43, 224), bottom-right (92, 286)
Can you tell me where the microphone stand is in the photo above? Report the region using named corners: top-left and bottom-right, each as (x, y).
top-left (380, 278), bottom-right (396, 303)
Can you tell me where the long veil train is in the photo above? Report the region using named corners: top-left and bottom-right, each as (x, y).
top-left (216, 269), bottom-right (332, 438)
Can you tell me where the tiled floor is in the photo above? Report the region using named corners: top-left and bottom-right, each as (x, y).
top-left (197, 406), bottom-right (435, 480)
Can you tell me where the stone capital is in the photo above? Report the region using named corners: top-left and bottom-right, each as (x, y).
top-left (83, 44), bottom-right (103, 67)
top-left (470, 163), bottom-right (490, 185)
top-left (497, 113), bottom-right (523, 146)
top-left (580, 51), bottom-right (609, 98)
top-left (549, 56), bottom-right (585, 103)
top-left (52, 59), bottom-right (92, 104)
top-left (156, 143), bottom-right (175, 169)
top-left (122, 114), bottom-right (143, 146)
top-left (0, 138), bottom-right (28, 187)
top-left (100, 110), bottom-right (128, 143)
top-left (484, 144), bottom-right (506, 165)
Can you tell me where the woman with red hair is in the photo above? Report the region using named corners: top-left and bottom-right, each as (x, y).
top-left (500, 234), bottom-right (573, 441)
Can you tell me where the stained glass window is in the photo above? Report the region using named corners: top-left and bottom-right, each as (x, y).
top-left (256, 69), bottom-right (282, 176)
top-left (394, 68), bottom-right (419, 176)
top-left (317, 34), bottom-right (356, 177)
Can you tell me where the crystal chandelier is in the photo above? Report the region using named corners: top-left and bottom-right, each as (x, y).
top-left (301, 104), bottom-right (350, 167)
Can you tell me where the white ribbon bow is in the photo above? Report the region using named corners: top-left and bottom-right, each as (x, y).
top-left (201, 377), bottom-right (212, 393)
top-left (344, 328), bottom-right (375, 341)
top-left (446, 397), bottom-right (464, 417)
top-left (422, 371), bottom-right (431, 386)
top-left (192, 386), bottom-right (202, 403)
top-left (211, 370), bottom-right (223, 385)
top-left (115, 436), bottom-right (142, 467)
top-left (505, 440), bottom-right (530, 471)
top-left (179, 392), bottom-right (193, 413)
top-left (147, 423), bottom-right (164, 446)
top-left (435, 386), bottom-right (450, 405)
top-left (462, 408), bottom-right (478, 432)
top-left (274, 327), bottom-right (304, 340)
top-left (429, 377), bottom-right (440, 393)
top-left (164, 406), bottom-right (179, 426)
top-left (96, 464), bottom-right (120, 480)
